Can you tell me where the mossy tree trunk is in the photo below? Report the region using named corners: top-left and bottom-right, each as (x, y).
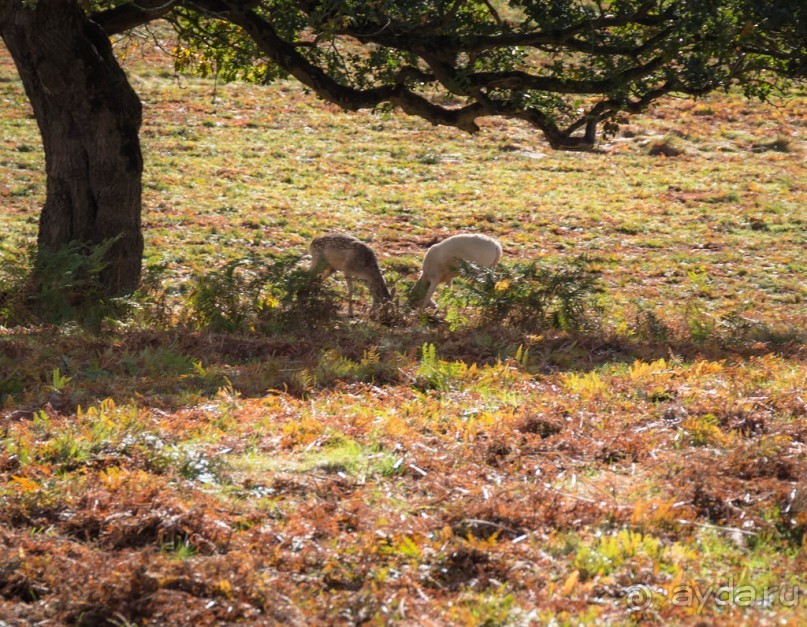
top-left (0, 0), bottom-right (143, 294)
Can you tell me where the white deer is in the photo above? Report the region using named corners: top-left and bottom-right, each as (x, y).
top-left (309, 233), bottom-right (392, 317)
top-left (412, 233), bottom-right (503, 308)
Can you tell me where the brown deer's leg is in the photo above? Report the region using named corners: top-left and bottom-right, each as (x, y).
top-left (346, 277), bottom-right (354, 317)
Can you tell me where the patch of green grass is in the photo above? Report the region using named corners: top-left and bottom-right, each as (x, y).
top-left (161, 539), bottom-right (199, 560)
top-left (297, 434), bottom-right (399, 477)
top-left (225, 432), bottom-right (400, 481)
top-left (572, 529), bottom-right (672, 579)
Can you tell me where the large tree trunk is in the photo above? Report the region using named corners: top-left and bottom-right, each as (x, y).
top-left (0, 0), bottom-right (143, 294)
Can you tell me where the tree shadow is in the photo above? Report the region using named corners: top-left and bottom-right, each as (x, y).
top-left (1, 317), bottom-right (802, 416)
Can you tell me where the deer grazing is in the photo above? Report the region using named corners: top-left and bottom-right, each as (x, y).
top-left (309, 233), bottom-right (392, 317)
top-left (412, 233), bottom-right (503, 308)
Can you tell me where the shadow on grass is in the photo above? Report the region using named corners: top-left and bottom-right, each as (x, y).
top-left (1, 316), bottom-right (803, 414)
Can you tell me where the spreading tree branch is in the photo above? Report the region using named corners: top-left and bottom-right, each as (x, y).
top-left (90, 0), bottom-right (805, 150)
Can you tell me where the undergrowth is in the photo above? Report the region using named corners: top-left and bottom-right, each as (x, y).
top-left (443, 256), bottom-right (604, 332)
top-left (184, 253), bottom-right (340, 333)
top-left (0, 239), bottom-right (136, 328)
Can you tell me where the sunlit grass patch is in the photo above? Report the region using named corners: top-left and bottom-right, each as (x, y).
top-left (223, 433), bottom-right (400, 492)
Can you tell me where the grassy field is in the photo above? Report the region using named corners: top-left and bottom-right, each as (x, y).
top-left (1, 30), bottom-right (806, 626)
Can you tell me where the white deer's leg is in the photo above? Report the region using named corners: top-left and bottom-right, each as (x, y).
top-left (423, 280), bottom-right (438, 308)
top-left (410, 277), bottom-right (427, 308)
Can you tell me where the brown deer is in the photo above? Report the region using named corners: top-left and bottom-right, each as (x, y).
top-left (309, 233), bottom-right (392, 317)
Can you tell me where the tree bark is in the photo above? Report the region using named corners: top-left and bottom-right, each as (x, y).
top-left (0, 0), bottom-right (143, 294)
